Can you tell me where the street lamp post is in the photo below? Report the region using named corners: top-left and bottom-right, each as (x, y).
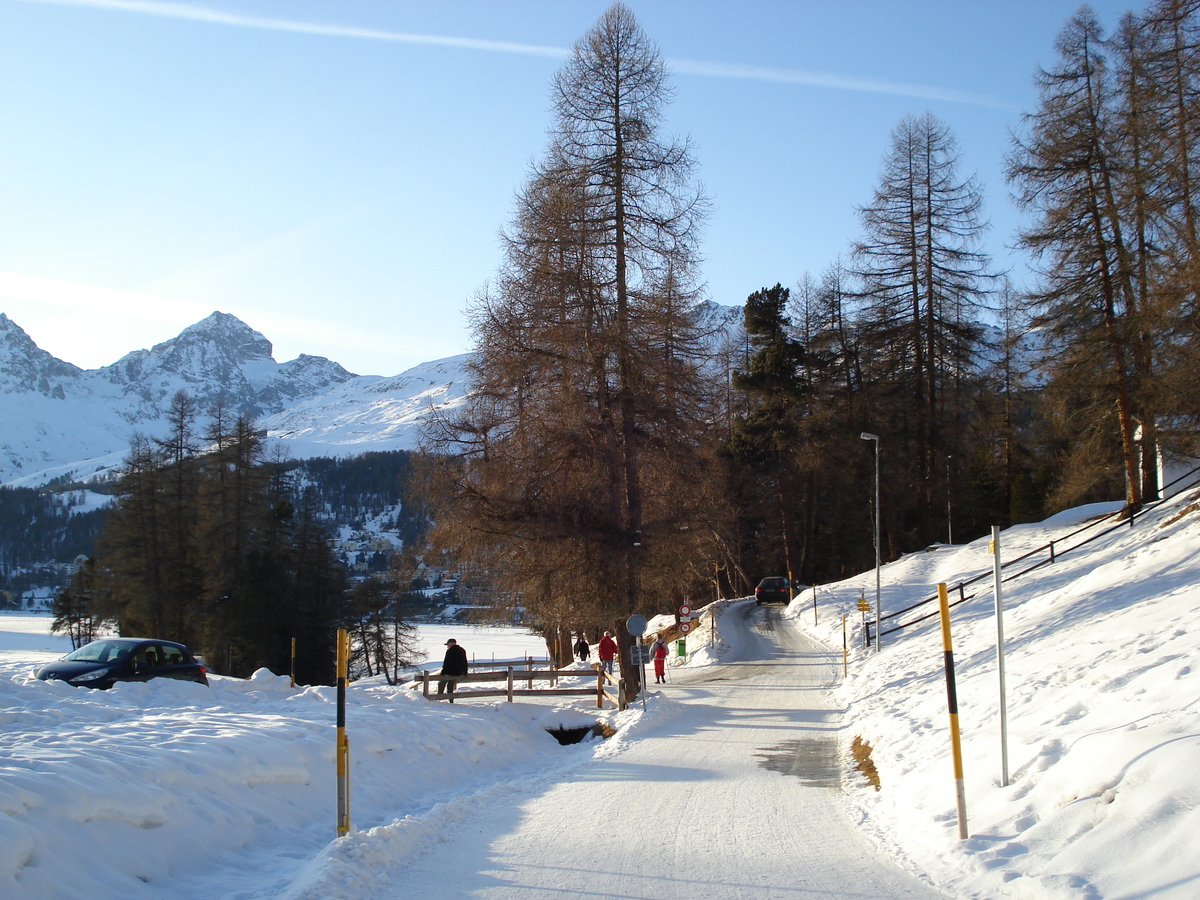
top-left (946, 454), bottom-right (953, 545)
top-left (860, 432), bottom-right (881, 652)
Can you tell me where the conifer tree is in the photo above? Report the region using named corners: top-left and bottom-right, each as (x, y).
top-left (1008, 8), bottom-right (1146, 513)
top-left (1118, 1), bottom-right (1200, 481)
top-left (51, 557), bottom-right (104, 649)
top-left (426, 4), bottom-right (717, 697)
top-left (725, 284), bottom-right (807, 584)
top-left (95, 435), bottom-right (168, 636)
top-left (853, 112), bottom-right (991, 544)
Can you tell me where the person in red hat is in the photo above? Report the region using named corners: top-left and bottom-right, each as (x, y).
top-left (438, 638), bottom-right (469, 702)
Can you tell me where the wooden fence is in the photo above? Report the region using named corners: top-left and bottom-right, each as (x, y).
top-left (414, 662), bottom-right (625, 709)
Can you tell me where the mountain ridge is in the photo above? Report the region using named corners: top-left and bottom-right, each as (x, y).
top-left (1, 310), bottom-right (359, 484)
top-left (2, 303), bottom-right (744, 486)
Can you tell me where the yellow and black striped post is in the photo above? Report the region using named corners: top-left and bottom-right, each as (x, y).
top-left (335, 628), bottom-right (350, 836)
top-left (937, 583), bottom-right (968, 839)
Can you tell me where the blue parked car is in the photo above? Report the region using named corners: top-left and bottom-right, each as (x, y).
top-left (35, 637), bottom-right (209, 689)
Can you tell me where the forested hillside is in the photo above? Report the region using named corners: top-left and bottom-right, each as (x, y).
top-left (0, 487), bottom-right (107, 600)
top-left (290, 451), bottom-right (426, 548)
top-left (1, 448), bottom-right (425, 607)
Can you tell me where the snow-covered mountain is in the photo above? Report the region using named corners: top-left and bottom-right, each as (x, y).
top-left (0, 311), bottom-right (357, 485)
top-left (258, 355), bottom-right (473, 460)
top-left (2, 302), bottom-right (743, 487)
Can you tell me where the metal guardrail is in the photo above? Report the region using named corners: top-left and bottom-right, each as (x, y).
top-left (876, 462), bottom-right (1200, 640)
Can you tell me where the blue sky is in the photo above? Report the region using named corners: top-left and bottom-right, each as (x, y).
top-left (0, 0), bottom-right (1135, 376)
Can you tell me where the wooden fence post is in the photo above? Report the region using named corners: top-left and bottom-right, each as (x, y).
top-left (335, 629), bottom-right (350, 837)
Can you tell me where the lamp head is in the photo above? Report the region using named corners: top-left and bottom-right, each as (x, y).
top-left (860, 432), bottom-right (879, 442)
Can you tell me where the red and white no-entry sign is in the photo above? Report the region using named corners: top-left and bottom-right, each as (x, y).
top-left (679, 604), bottom-right (691, 617)
top-left (679, 621), bottom-right (692, 634)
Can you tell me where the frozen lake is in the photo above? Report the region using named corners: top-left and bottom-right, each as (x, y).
top-left (0, 612), bottom-right (548, 675)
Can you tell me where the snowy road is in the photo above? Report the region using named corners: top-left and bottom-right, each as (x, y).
top-left (389, 603), bottom-right (947, 899)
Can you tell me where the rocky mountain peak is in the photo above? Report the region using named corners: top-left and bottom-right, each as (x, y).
top-left (0, 313), bottom-right (82, 397)
top-left (168, 311), bottom-right (275, 364)
top-left (99, 311), bottom-right (281, 400)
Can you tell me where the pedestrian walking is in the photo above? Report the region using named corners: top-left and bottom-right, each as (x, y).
top-left (438, 638), bottom-right (468, 702)
top-left (574, 633), bottom-right (590, 663)
top-left (650, 634), bottom-right (668, 683)
top-left (598, 630), bottom-right (618, 675)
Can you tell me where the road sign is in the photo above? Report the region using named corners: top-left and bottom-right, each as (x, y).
top-left (856, 598), bottom-right (871, 612)
top-left (626, 614), bottom-right (648, 637)
top-left (679, 621), bottom-right (691, 634)
top-left (679, 604), bottom-right (691, 617)
top-left (630, 645), bottom-right (650, 664)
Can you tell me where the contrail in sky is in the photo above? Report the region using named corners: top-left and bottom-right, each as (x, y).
top-left (15, 0), bottom-right (572, 57)
top-left (668, 59), bottom-right (1011, 108)
top-left (16, 0), bottom-right (1010, 108)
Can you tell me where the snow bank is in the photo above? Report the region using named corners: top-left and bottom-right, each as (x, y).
top-left (788, 491), bottom-right (1200, 899)
top-left (0, 626), bottom-right (597, 900)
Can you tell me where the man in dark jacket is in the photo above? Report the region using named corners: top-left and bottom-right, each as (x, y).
top-left (573, 633), bottom-right (590, 663)
top-left (438, 638), bottom-right (469, 702)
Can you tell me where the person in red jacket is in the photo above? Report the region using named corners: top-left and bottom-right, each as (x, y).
top-left (650, 634), bottom-right (669, 683)
top-left (598, 630), bottom-right (618, 675)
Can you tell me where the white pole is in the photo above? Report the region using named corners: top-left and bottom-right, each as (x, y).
top-left (946, 454), bottom-right (953, 545)
top-left (992, 525), bottom-right (1010, 787)
top-left (874, 440), bottom-right (881, 652)
top-left (860, 433), bottom-right (882, 652)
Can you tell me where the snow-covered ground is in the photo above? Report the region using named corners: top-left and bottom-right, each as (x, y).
top-left (791, 494), bottom-right (1200, 899)
top-left (2, 486), bottom-right (1198, 899)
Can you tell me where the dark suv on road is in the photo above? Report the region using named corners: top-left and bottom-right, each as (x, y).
top-left (755, 577), bottom-right (791, 605)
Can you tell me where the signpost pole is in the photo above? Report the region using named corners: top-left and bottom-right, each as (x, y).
top-left (639, 639), bottom-right (648, 711)
top-left (626, 614), bottom-right (649, 709)
top-left (677, 601), bottom-right (694, 657)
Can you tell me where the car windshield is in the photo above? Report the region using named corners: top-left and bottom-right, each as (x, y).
top-left (65, 641), bottom-right (131, 664)
top-left (760, 578), bottom-right (787, 588)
